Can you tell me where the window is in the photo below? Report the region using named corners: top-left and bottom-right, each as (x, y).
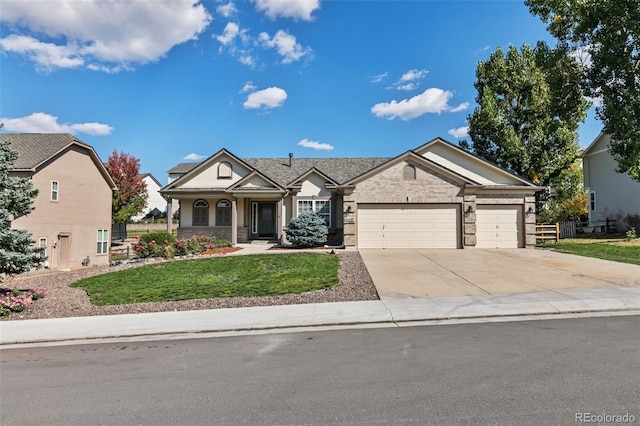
top-left (38, 237), bottom-right (47, 259)
top-left (218, 162), bottom-right (232, 179)
top-left (51, 180), bottom-right (59, 201)
top-left (216, 199), bottom-right (231, 226)
top-left (297, 199), bottom-right (331, 227)
top-left (590, 192), bottom-right (596, 211)
top-left (193, 200), bottom-right (209, 226)
top-left (97, 229), bottom-right (108, 254)
top-left (403, 164), bottom-right (416, 180)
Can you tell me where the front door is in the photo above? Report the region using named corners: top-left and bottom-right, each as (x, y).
top-left (58, 235), bottom-right (70, 270)
top-left (258, 203), bottom-right (275, 237)
top-left (252, 202), bottom-right (276, 239)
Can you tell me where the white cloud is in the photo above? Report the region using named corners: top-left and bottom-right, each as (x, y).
top-left (388, 68), bottom-right (428, 91)
top-left (254, 0), bottom-right (320, 21)
top-left (217, 2), bottom-right (238, 18)
top-left (297, 139), bottom-right (334, 151)
top-left (371, 88), bottom-right (454, 121)
top-left (0, 0), bottom-right (211, 72)
top-left (399, 68), bottom-right (428, 82)
top-left (183, 153), bottom-right (206, 161)
top-left (240, 81), bottom-right (257, 93)
top-left (369, 72), bottom-right (388, 83)
top-left (0, 112), bottom-right (113, 135)
top-left (450, 102), bottom-right (470, 113)
top-left (448, 126), bottom-right (469, 138)
top-left (216, 22), bottom-right (240, 45)
top-left (259, 30), bottom-right (312, 64)
top-left (243, 87), bottom-right (288, 109)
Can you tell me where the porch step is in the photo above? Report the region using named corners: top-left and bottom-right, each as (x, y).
top-left (249, 240), bottom-right (278, 245)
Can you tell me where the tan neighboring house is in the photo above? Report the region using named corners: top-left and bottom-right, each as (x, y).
top-left (6, 133), bottom-right (116, 270)
top-left (162, 137), bottom-right (541, 249)
top-left (582, 133), bottom-right (640, 228)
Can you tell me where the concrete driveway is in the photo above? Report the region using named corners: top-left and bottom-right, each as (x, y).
top-left (359, 249), bottom-right (640, 300)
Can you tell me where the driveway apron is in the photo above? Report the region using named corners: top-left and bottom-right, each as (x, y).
top-left (359, 249), bottom-right (640, 300)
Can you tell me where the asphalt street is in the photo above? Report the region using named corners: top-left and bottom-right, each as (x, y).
top-left (1, 315), bottom-right (639, 425)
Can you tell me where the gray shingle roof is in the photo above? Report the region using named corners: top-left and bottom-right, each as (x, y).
top-left (2, 133), bottom-right (92, 170)
top-left (168, 157), bottom-right (391, 186)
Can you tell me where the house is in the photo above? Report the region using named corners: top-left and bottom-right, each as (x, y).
top-left (582, 133), bottom-right (640, 228)
top-left (130, 173), bottom-right (167, 222)
top-left (6, 133), bottom-right (117, 270)
top-left (161, 137), bottom-right (541, 249)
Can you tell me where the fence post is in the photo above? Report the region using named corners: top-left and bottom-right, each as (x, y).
top-left (555, 223), bottom-right (560, 242)
top-left (127, 246), bottom-right (130, 259)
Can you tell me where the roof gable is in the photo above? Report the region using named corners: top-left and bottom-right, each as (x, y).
top-left (164, 149), bottom-right (254, 190)
top-left (345, 151), bottom-right (478, 186)
top-left (582, 133), bottom-right (609, 157)
top-left (226, 170), bottom-right (284, 192)
top-left (4, 133), bottom-right (116, 189)
top-left (414, 137), bottom-right (537, 186)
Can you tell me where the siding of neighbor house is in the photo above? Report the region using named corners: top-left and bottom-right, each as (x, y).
top-left (583, 134), bottom-right (640, 223)
top-left (11, 145), bottom-right (113, 269)
top-left (131, 175), bottom-right (167, 222)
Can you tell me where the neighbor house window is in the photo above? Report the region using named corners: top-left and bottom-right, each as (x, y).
top-left (590, 191), bottom-right (596, 211)
top-left (218, 162), bottom-right (232, 179)
top-left (216, 199), bottom-right (231, 226)
top-left (97, 229), bottom-right (108, 255)
top-left (403, 164), bottom-right (416, 180)
top-left (297, 199), bottom-right (331, 227)
top-left (51, 180), bottom-right (59, 201)
top-left (193, 200), bottom-right (209, 226)
top-left (38, 237), bottom-right (47, 259)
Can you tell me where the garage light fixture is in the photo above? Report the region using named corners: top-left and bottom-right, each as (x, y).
top-left (466, 205), bottom-right (474, 214)
top-left (526, 206), bottom-right (534, 216)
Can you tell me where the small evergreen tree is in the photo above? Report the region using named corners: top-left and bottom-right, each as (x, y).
top-left (0, 136), bottom-right (45, 283)
top-left (286, 212), bottom-right (328, 248)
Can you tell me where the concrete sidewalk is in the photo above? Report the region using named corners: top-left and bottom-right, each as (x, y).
top-left (2, 287), bottom-right (639, 347)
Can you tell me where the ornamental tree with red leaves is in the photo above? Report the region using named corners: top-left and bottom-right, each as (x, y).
top-left (106, 150), bottom-right (148, 223)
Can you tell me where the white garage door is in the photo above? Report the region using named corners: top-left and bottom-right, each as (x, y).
top-left (358, 204), bottom-right (460, 249)
top-left (476, 205), bottom-right (522, 248)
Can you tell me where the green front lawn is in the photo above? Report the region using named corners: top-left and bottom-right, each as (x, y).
top-left (538, 237), bottom-right (640, 265)
top-left (71, 253), bottom-right (340, 305)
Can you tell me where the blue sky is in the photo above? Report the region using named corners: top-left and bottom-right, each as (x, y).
top-left (0, 0), bottom-right (601, 184)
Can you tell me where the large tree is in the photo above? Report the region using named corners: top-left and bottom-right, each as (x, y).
top-left (462, 43), bottom-right (589, 201)
top-left (106, 150), bottom-right (147, 223)
top-left (526, 0), bottom-right (640, 181)
top-left (0, 137), bottom-right (45, 282)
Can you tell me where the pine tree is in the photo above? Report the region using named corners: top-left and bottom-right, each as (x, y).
top-left (0, 136), bottom-right (45, 283)
top-left (286, 212), bottom-right (328, 248)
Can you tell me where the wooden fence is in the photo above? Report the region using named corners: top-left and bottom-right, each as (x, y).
top-left (535, 221), bottom-right (578, 243)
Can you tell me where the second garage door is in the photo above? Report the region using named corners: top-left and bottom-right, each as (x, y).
top-left (358, 204), bottom-right (460, 249)
top-left (476, 205), bottom-right (522, 248)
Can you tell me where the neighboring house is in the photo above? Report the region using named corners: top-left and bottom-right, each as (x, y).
top-left (582, 133), bottom-right (640, 228)
top-left (6, 133), bottom-right (117, 270)
top-left (161, 137), bottom-right (541, 249)
top-left (130, 173), bottom-right (167, 222)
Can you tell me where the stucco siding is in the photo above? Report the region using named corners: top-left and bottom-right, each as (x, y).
top-left (11, 147), bottom-right (112, 269)
top-left (179, 156), bottom-right (251, 189)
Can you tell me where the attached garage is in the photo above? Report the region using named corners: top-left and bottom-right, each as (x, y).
top-left (475, 205), bottom-right (523, 248)
top-left (358, 204), bottom-right (460, 249)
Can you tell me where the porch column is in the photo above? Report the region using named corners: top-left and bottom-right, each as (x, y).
top-left (277, 197), bottom-right (284, 243)
top-left (231, 196), bottom-right (238, 245)
top-left (166, 198), bottom-right (172, 234)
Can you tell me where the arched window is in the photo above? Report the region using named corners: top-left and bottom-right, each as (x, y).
top-left (218, 162), bottom-right (233, 179)
top-left (193, 200), bottom-right (209, 226)
top-left (216, 199), bottom-right (231, 226)
top-left (403, 164), bottom-right (416, 180)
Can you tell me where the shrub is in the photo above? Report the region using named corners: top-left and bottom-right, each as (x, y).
top-left (139, 231), bottom-right (174, 245)
top-left (132, 235), bottom-right (231, 258)
top-left (624, 213), bottom-right (640, 234)
top-left (286, 212), bottom-right (328, 248)
top-left (0, 288), bottom-right (48, 316)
